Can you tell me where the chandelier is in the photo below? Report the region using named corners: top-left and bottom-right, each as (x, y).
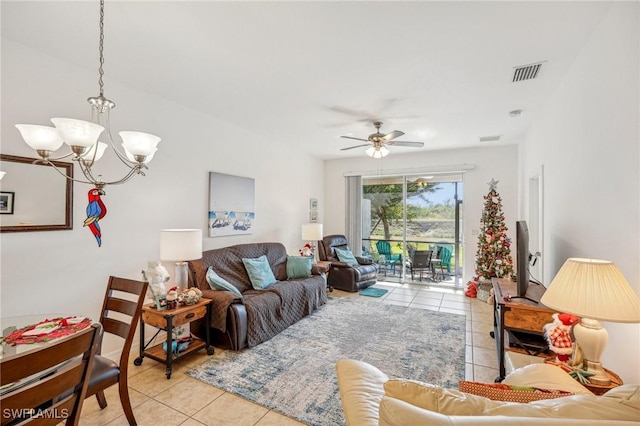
top-left (15, 0), bottom-right (160, 192)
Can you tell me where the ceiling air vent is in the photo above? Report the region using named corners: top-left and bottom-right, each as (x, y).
top-left (479, 135), bottom-right (501, 143)
top-left (512, 62), bottom-right (545, 82)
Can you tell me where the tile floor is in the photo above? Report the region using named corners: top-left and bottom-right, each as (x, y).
top-left (80, 281), bottom-right (498, 425)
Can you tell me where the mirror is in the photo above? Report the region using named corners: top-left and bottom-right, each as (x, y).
top-left (0, 154), bottom-right (73, 232)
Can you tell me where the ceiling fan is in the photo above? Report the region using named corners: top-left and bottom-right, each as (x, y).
top-left (340, 121), bottom-right (424, 158)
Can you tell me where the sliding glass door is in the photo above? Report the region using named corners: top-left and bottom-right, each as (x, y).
top-left (362, 173), bottom-right (464, 286)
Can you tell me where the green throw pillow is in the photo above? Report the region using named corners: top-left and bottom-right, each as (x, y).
top-left (335, 247), bottom-right (358, 266)
top-left (242, 255), bottom-right (277, 289)
top-left (286, 256), bottom-right (313, 279)
top-left (205, 267), bottom-right (243, 298)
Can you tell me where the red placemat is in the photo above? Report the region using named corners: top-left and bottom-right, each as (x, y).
top-left (1, 317), bottom-right (92, 346)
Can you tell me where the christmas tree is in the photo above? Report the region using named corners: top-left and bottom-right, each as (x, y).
top-left (466, 179), bottom-right (514, 297)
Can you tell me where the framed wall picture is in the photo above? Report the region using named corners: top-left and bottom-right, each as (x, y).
top-left (309, 198), bottom-right (318, 210)
top-left (0, 192), bottom-right (15, 215)
top-left (208, 172), bottom-right (255, 237)
top-left (309, 210), bottom-right (318, 223)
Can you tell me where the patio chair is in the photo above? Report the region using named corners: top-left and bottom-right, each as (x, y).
top-left (375, 240), bottom-right (402, 273)
top-left (410, 250), bottom-right (434, 281)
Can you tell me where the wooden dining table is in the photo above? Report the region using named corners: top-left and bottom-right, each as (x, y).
top-left (0, 314), bottom-right (95, 396)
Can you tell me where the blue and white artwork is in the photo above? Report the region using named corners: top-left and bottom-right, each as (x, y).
top-left (208, 172), bottom-right (255, 237)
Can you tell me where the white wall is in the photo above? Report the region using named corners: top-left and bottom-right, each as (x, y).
top-left (324, 144), bottom-right (519, 284)
top-left (519, 2), bottom-right (639, 383)
top-left (0, 40), bottom-right (324, 354)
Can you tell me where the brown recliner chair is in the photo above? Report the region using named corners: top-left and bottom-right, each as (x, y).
top-left (317, 235), bottom-right (378, 292)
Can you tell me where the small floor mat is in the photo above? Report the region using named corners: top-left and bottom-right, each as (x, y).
top-left (359, 287), bottom-right (389, 297)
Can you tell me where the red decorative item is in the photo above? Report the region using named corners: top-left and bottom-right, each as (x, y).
top-left (544, 313), bottom-right (580, 363)
top-left (84, 187), bottom-right (107, 247)
top-left (2, 317), bottom-right (92, 346)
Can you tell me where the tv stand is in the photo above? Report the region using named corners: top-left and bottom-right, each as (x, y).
top-left (491, 278), bottom-right (555, 381)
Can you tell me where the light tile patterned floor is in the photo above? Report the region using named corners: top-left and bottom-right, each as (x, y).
top-left (81, 281), bottom-right (498, 425)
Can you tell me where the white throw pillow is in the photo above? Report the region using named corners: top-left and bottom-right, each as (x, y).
top-left (503, 363), bottom-right (591, 395)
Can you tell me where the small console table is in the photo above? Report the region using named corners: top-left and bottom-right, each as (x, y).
top-left (491, 278), bottom-right (554, 382)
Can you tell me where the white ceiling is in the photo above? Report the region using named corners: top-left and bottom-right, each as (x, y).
top-left (1, 1), bottom-right (612, 160)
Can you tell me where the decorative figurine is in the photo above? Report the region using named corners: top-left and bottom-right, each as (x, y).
top-left (84, 187), bottom-right (107, 247)
top-left (544, 313), bottom-right (580, 363)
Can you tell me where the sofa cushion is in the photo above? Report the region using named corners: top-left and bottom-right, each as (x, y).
top-left (458, 381), bottom-right (573, 403)
top-left (483, 385), bottom-right (640, 421)
top-left (383, 379), bottom-right (502, 415)
top-left (286, 256), bottom-right (313, 279)
top-left (503, 363), bottom-right (591, 395)
top-left (335, 247), bottom-right (358, 266)
top-left (205, 267), bottom-right (243, 298)
top-left (336, 359), bottom-right (388, 426)
top-left (242, 255), bottom-right (277, 289)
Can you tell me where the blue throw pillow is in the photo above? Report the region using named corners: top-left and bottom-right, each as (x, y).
top-left (205, 267), bottom-right (243, 298)
top-left (335, 247), bottom-right (358, 266)
top-left (286, 256), bottom-right (313, 279)
top-left (242, 255), bottom-right (277, 289)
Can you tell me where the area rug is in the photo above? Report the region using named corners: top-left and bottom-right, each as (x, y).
top-left (187, 297), bottom-right (466, 426)
top-left (359, 287), bottom-right (388, 297)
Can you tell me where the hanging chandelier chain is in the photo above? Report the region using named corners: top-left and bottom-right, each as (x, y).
top-left (97, 0), bottom-right (105, 97)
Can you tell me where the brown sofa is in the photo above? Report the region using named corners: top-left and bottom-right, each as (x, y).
top-left (188, 242), bottom-right (327, 350)
top-left (318, 235), bottom-right (378, 292)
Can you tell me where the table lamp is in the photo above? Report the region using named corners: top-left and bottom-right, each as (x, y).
top-left (540, 258), bottom-right (640, 385)
top-left (160, 229), bottom-right (203, 292)
top-left (301, 223), bottom-right (323, 262)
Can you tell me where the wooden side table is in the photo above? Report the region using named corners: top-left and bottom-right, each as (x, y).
top-left (134, 298), bottom-right (213, 379)
top-left (315, 260), bottom-right (333, 292)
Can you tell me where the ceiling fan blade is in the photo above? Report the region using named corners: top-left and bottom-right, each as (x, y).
top-left (341, 144), bottom-right (371, 151)
top-left (340, 136), bottom-right (369, 142)
top-left (388, 141), bottom-right (425, 148)
top-left (382, 130), bottom-right (405, 141)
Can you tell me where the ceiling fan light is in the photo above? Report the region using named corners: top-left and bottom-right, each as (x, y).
top-left (15, 124), bottom-right (64, 151)
top-left (380, 146), bottom-right (390, 157)
top-left (366, 146), bottom-right (376, 157)
top-left (51, 118), bottom-right (104, 148)
top-left (120, 131), bottom-right (161, 157)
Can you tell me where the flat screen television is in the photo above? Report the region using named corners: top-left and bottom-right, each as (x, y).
top-left (515, 220), bottom-right (537, 303)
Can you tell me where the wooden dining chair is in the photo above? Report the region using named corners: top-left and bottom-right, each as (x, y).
top-left (1, 323), bottom-right (101, 426)
top-left (85, 276), bottom-right (148, 426)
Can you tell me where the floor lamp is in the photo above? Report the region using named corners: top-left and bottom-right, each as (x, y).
top-left (160, 229), bottom-right (203, 293)
top-left (301, 223), bottom-right (323, 262)
top-left (541, 258), bottom-right (640, 385)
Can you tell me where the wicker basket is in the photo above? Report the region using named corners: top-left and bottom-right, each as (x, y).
top-left (476, 281), bottom-right (493, 302)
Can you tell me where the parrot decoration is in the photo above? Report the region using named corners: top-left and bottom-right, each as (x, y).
top-left (84, 187), bottom-right (107, 247)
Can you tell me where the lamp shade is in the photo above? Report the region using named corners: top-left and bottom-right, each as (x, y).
top-left (82, 141), bottom-right (108, 163)
top-left (301, 223), bottom-right (323, 241)
top-left (51, 118), bottom-right (104, 148)
top-left (160, 229), bottom-right (202, 261)
top-left (15, 125), bottom-right (64, 151)
top-left (541, 258), bottom-right (640, 323)
top-left (120, 131), bottom-right (161, 156)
